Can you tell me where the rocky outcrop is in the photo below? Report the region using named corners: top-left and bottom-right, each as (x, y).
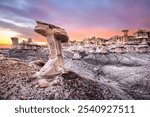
top-left (11, 37), bottom-right (18, 49)
top-left (83, 53), bottom-right (149, 66)
top-left (4, 49), bottom-right (49, 62)
top-left (10, 37), bottom-right (44, 50)
top-left (34, 21), bottom-right (69, 79)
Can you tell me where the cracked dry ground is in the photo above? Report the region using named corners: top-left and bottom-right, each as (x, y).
top-left (0, 51), bottom-right (150, 100)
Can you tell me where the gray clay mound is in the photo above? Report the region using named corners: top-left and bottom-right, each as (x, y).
top-left (0, 57), bottom-right (131, 100)
top-left (0, 50), bottom-right (150, 100)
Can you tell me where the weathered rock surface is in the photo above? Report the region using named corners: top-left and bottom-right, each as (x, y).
top-left (29, 60), bottom-right (45, 70)
top-left (34, 21), bottom-right (69, 78)
top-left (0, 50), bottom-right (150, 100)
top-left (65, 52), bottom-right (150, 99)
top-left (0, 57), bottom-right (130, 100)
top-left (3, 49), bottom-right (49, 62)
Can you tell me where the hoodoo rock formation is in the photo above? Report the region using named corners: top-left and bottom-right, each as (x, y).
top-left (11, 37), bottom-right (19, 49)
top-left (34, 21), bottom-right (69, 79)
top-left (10, 37), bottom-right (46, 50)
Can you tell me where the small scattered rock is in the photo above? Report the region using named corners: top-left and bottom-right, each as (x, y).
top-left (20, 96), bottom-right (28, 100)
top-left (72, 52), bottom-right (82, 60)
top-left (38, 79), bottom-right (49, 88)
top-left (0, 54), bottom-right (4, 59)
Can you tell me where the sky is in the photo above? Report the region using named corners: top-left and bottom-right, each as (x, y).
top-left (0, 0), bottom-right (150, 48)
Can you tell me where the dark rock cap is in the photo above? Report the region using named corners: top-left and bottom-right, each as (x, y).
top-left (35, 20), bottom-right (69, 43)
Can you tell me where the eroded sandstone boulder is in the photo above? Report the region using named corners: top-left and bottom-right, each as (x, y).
top-left (34, 21), bottom-right (69, 79)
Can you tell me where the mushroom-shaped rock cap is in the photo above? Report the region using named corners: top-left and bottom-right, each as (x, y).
top-left (35, 20), bottom-right (69, 43)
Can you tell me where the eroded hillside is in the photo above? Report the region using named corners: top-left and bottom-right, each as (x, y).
top-left (0, 49), bottom-right (150, 99)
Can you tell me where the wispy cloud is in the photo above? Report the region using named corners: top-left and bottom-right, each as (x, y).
top-left (0, 0), bottom-right (150, 47)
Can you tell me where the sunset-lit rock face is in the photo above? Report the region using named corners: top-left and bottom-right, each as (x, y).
top-left (34, 21), bottom-right (69, 43)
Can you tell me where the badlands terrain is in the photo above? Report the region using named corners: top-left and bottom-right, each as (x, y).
top-left (0, 49), bottom-right (150, 100)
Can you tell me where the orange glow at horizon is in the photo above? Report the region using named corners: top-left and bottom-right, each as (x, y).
top-left (0, 28), bottom-right (21, 48)
top-left (68, 28), bottom-right (122, 41)
top-left (0, 27), bottom-right (136, 48)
